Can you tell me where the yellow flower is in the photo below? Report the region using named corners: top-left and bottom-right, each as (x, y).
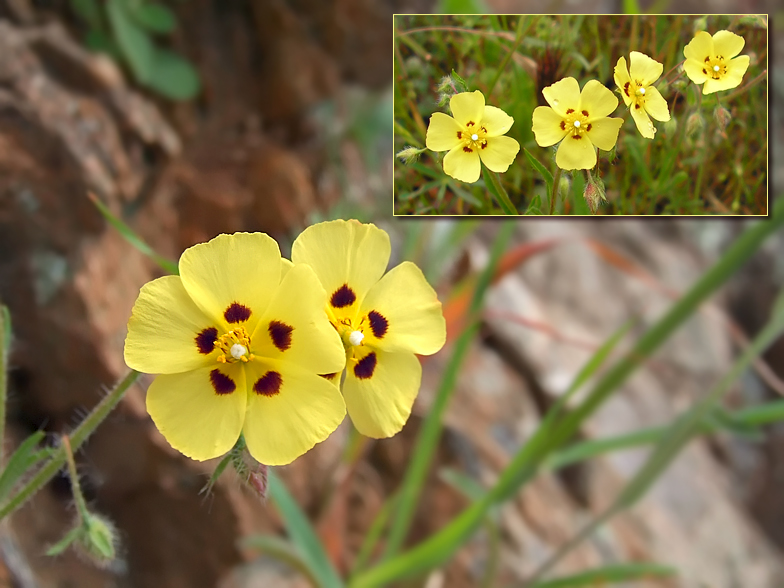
top-left (124, 233), bottom-right (347, 466)
top-left (292, 220), bottom-right (446, 438)
top-left (683, 30), bottom-right (750, 94)
top-left (425, 90), bottom-right (520, 184)
top-left (532, 77), bottom-right (623, 170)
top-left (614, 52), bottom-right (671, 139)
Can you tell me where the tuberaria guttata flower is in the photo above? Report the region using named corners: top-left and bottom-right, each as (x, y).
top-left (614, 51), bottom-right (670, 139)
top-left (292, 220), bottom-right (446, 438)
top-left (124, 233), bottom-right (346, 466)
top-left (683, 30), bottom-right (750, 95)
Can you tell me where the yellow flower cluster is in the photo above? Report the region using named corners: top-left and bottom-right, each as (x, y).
top-left (124, 221), bottom-right (446, 466)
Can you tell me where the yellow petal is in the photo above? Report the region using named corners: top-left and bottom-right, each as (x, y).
top-left (614, 56), bottom-right (633, 107)
top-left (481, 105), bottom-right (514, 137)
top-left (683, 58), bottom-right (709, 84)
top-left (478, 135), bottom-right (520, 173)
top-left (712, 30), bottom-right (745, 59)
top-left (630, 103), bottom-right (655, 139)
top-left (542, 77), bottom-right (580, 116)
top-left (643, 86), bottom-right (670, 121)
top-left (580, 80), bottom-right (618, 120)
top-left (125, 275), bottom-right (215, 374)
top-left (292, 220), bottom-right (390, 312)
top-left (250, 263), bottom-right (345, 375)
top-left (426, 112), bottom-right (462, 152)
top-left (359, 261), bottom-right (445, 355)
top-left (586, 117), bottom-right (623, 150)
top-left (179, 233), bottom-right (281, 332)
top-left (242, 360), bottom-right (346, 465)
top-left (703, 55), bottom-right (749, 94)
top-left (281, 257), bottom-right (293, 277)
top-left (532, 106), bottom-right (568, 147)
top-left (146, 364), bottom-right (246, 461)
top-left (684, 31), bottom-right (713, 63)
top-left (629, 51), bottom-right (663, 85)
top-left (443, 144), bottom-right (481, 183)
top-left (342, 349), bottom-right (421, 438)
top-left (450, 90), bottom-right (485, 126)
top-left (556, 134), bottom-right (596, 170)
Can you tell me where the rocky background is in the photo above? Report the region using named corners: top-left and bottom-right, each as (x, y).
top-left (0, 0), bottom-right (782, 587)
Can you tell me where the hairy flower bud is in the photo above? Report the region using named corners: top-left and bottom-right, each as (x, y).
top-left (396, 146), bottom-right (426, 164)
top-left (583, 172), bottom-right (607, 214)
top-left (686, 112), bottom-right (705, 138)
top-left (713, 105), bottom-right (732, 131)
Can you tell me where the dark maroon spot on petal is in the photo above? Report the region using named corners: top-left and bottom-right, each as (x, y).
top-left (466, 121), bottom-right (475, 127)
top-left (704, 56), bottom-right (710, 63)
top-left (462, 146), bottom-right (473, 153)
top-left (268, 320), bottom-right (293, 351)
top-left (195, 327), bottom-right (218, 354)
top-left (320, 372), bottom-right (340, 382)
top-left (566, 108), bottom-right (574, 114)
top-left (368, 310), bottom-right (388, 339)
top-left (702, 68), bottom-right (707, 74)
top-left (481, 126), bottom-right (487, 133)
top-left (354, 352), bottom-right (377, 380)
top-left (331, 284), bottom-right (356, 308)
top-left (571, 134), bottom-right (583, 140)
top-left (586, 123), bottom-right (592, 132)
top-left (560, 120), bottom-right (566, 130)
top-left (456, 131), bottom-right (462, 139)
top-left (480, 142), bottom-right (487, 149)
top-left (623, 82), bottom-right (630, 97)
top-left (581, 110), bottom-right (589, 117)
top-left (224, 302), bottom-right (251, 324)
top-left (210, 369), bottom-right (236, 395)
top-left (634, 104), bottom-right (641, 110)
top-left (253, 371), bottom-right (282, 396)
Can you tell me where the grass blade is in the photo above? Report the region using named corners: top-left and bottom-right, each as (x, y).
top-left (523, 148), bottom-right (554, 197)
top-left (0, 431), bottom-right (46, 502)
top-left (268, 471), bottom-right (344, 588)
top-left (483, 168), bottom-right (519, 215)
top-left (527, 563), bottom-right (675, 587)
top-left (243, 535), bottom-right (323, 588)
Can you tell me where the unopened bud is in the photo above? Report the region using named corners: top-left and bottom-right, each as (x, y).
top-left (230, 439), bottom-right (269, 500)
top-left (583, 172), bottom-right (607, 214)
top-left (662, 115), bottom-right (678, 137)
top-left (437, 76), bottom-right (453, 94)
top-left (47, 512), bottom-right (118, 569)
top-left (437, 93), bottom-right (450, 107)
top-left (396, 146), bottom-right (426, 164)
top-left (713, 105), bottom-right (732, 131)
top-left (671, 78), bottom-right (688, 93)
top-left (686, 112), bottom-right (705, 138)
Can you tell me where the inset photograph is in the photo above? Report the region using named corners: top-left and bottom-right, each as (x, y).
top-left (393, 14), bottom-right (768, 215)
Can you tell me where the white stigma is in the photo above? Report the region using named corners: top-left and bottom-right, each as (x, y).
top-left (574, 120), bottom-right (581, 128)
top-left (639, 87), bottom-right (646, 95)
top-left (349, 330), bottom-right (364, 346)
top-left (230, 343), bottom-right (247, 359)
top-left (713, 65), bottom-right (720, 72)
top-left (471, 133), bottom-right (479, 141)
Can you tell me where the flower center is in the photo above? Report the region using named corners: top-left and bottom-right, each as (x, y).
top-left (702, 56), bottom-right (727, 80)
top-left (349, 330), bottom-right (364, 346)
top-left (561, 108), bottom-right (591, 140)
top-left (638, 87), bottom-right (646, 95)
top-left (713, 65), bottom-right (720, 72)
top-left (216, 328), bottom-right (254, 363)
top-left (457, 121), bottom-right (489, 153)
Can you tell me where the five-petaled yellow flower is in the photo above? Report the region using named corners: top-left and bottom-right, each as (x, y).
top-left (683, 30), bottom-right (750, 95)
top-left (292, 220), bottom-right (446, 438)
top-left (426, 90), bottom-right (520, 184)
top-left (614, 51), bottom-right (671, 139)
top-left (124, 233), bottom-right (347, 466)
top-left (532, 77), bottom-right (623, 170)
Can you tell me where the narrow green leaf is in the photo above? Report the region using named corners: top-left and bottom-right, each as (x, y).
top-left (524, 148), bottom-right (554, 197)
top-left (130, 2), bottom-right (177, 34)
top-left (46, 527), bottom-right (83, 556)
top-left (146, 48), bottom-right (201, 100)
top-left (529, 563), bottom-right (675, 587)
top-left (106, 0), bottom-right (155, 83)
top-left (451, 69), bottom-right (469, 92)
top-left (0, 431), bottom-right (46, 502)
top-left (439, 468), bottom-right (486, 503)
top-left (268, 471), bottom-right (344, 588)
top-left (482, 168), bottom-right (519, 215)
top-left (89, 193), bottom-right (179, 275)
top-left (243, 535), bottom-right (323, 587)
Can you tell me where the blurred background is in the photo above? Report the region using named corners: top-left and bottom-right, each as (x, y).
top-left (0, 0), bottom-right (782, 587)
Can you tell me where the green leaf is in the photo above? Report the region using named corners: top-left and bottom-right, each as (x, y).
top-left (243, 535), bottom-right (322, 587)
top-left (267, 471), bottom-right (344, 588)
top-left (146, 48), bottom-right (201, 100)
top-left (107, 0), bottom-right (154, 83)
top-left (84, 30), bottom-right (122, 60)
top-left (70, 0), bottom-right (102, 29)
top-left (439, 468), bottom-right (486, 503)
top-left (529, 563), bottom-right (676, 587)
top-left (89, 193), bottom-right (179, 275)
top-left (524, 148), bottom-right (554, 198)
top-left (450, 69), bottom-right (469, 92)
top-left (46, 527), bottom-right (83, 556)
top-left (0, 431), bottom-right (46, 502)
top-left (482, 167), bottom-right (519, 215)
top-left (622, 0), bottom-right (642, 14)
top-left (130, 3), bottom-right (177, 34)
top-left (524, 195), bottom-right (544, 215)
top-left (437, 0), bottom-right (488, 13)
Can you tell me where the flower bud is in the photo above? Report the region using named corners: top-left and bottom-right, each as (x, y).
top-left (686, 112), bottom-right (705, 138)
top-left (713, 105), bottom-right (732, 131)
top-left (662, 115), bottom-right (677, 137)
top-left (583, 172), bottom-right (606, 214)
top-left (396, 146), bottom-right (426, 164)
top-left (671, 78), bottom-right (688, 93)
top-left (436, 76), bottom-right (453, 94)
top-left (79, 512), bottom-right (118, 567)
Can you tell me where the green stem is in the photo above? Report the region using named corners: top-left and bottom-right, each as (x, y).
top-left (549, 167), bottom-right (563, 215)
top-left (485, 169), bottom-right (519, 215)
top-left (381, 221), bottom-right (516, 560)
top-left (486, 16), bottom-right (531, 99)
top-left (62, 436), bottom-right (89, 524)
top-left (0, 370), bottom-right (140, 520)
